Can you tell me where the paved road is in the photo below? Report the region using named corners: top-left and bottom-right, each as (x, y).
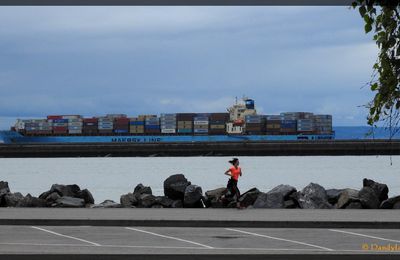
top-left (1, 225), bottom-right (400, 255)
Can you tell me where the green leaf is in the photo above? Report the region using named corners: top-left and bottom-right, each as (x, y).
top-left (365, 23), bottom-right (373, 33)
top-left (370, 83), bottom-right (378, 91)
top-left (359, 6), bottom-right (367, 17)
top-left (351, 1), bottom-right (357, 8)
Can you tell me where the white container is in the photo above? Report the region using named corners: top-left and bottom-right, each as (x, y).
top-left (161, 129), bottom-right (176, 134)
top-left (194, 121), bottom-right (209, 125)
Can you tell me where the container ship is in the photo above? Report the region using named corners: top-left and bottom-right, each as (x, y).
top-left (0, 98), bottom-right (334, 144)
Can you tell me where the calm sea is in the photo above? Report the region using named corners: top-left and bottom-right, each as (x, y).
top-left (1, 156), bottom-right (399, 203)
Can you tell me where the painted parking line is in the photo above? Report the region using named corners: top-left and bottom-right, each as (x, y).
top-left (125, 227), bottom-right (214, 249)
top-left (31, 226), bottom-right (101, 246)
top-left (226, 228), bottom-right (334, 251)
top-left (329, 229), bottom-right (400, 244)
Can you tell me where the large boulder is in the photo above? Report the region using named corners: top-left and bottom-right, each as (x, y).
top-left (238, 188), bottom-right (261, 208)
top-left (297, 183), bottom-right (332, 209)
top-left (16, 194), bottom-right (47, 207)
top-left (205, 187), bottom-right (227, 200)
top-left (92, 200), bottom-right (122, 208)
top-left (120, 193), bottom-right (137, 207)
top-left (336, 189), bottom-right (360, 209)
top-left (183, 185), bottom-right (203, 208)
top-left (345, 201), bottom-right (363, 209)
top-left (0, 181), bottom-right (10, 206)
top-left (393, 202), bottom-right (400, 209)
top-left (44, 192), bottom-right (61, 206)
top-left (269, 185), bottom-right (297, 200)
top-left (363, 178), bottom-right (388, 202)
top-left (164, 174), bottom-right (191, 200)
top-left (253, 185), bottom-right (297, 209)
top-left (359, 187), bottom-right (380, 209)
top-left (326, 189), bottom-right (344, 205)
top-left (380, 196), bottom-right (400, 209)
top-left (4, 192), bottom-right (24, 207)
top-left (55, 196), bottom-right (85, 208)
top-left (50, 184), bottom-right (81, 197)
top-left (138, 194), bottom-right (157, 208)
top-left (171, 200), bottom-right (183, 208)
top-left (155, 196), bottom-right (174, 208)
top-left (76, 189), bottom-right (95, 205)
top-left (134, 184), bottom-right (152, 196)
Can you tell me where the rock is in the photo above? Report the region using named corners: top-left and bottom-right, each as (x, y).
top-left (152, 204), bottom-right (163, 208)
top-left (336, 189), bottom-right (359, 209)
top-left (134, 184), bottom-right (152, 196)
top-left (155, 196), bottom-right (174, 208)
top-left (50, 184), bottom-right (81, 197)
top-left (77, 189), bottom-right (94, 205)
top-left (44, 192), bottom-right (61, 205)
top-left (326, 189), bottom-right (344, 205)
top-left (39, 190), bottom-right (53, 200)
top-left (205, 187), bottom-right (227, 200)
top-left (92, 200), bottom-right (122, 208)
top-left (268, 185), bottom-right (297, 200)
top-left (16, 194), bottom-right (46, 207)
top-left (238, 188), bottom-right (261, 208)
top-left (284, 199), bottom-right (297, 209)
top-left (297, 183), bottom-right (332, 209)
top-left (0, 181), bottom-right (10, 206)
top-left (138, 194), bottom-right (157, 208)
top-left (380, 195), bottom-right (400, 209)
top-left (120, 193), bottom-right (137, 208)
top-left (363, 178), bottom-right (388, 202)
top-left (164, 174), bottom-right (191, 200)
top-left (359, 187), bottom-right (380, 209)
top-left (345, 201), bottom-right (363, 209)
top-left (393, 201), bottom-right (400, 209)
top-left (4, 192), bottom-right (24, 207)
top-left (55, 196), bottom-right (85, 208)
top-left (183, 185), bottom-right (203, 208)
top-left (171, 200), bottom-right (183, 208)
top-left (253, 193), bottom-right (268, 208)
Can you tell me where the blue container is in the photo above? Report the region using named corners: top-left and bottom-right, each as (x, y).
top-left (114, 129), bottom-right (129, 133)
top-left (129, 121), bottom-right (144, 126)
top-left (194, 116), bottom-right (208, 121)
top-left (194, 129), bottom-right (208, 133)
top-left (53, 119), bottom-right (68, 123)
top-left (145, 125), bottom-right (160, 130)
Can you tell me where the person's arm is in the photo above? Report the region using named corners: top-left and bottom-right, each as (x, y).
top-left (224, 169), bottom-right (232, 177)
top-left (239, 168), bottom-right (242, 177)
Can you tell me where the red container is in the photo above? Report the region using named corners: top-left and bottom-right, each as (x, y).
top-left (47, 115), bottom-right (63, 120)
top-left (53, 126), bottom-right (68, 131)
top-left (83, 118), bottom-right (98, 123)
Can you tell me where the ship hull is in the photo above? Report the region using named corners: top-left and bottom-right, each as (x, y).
top-left (0, 130), bottom-right (334, 144)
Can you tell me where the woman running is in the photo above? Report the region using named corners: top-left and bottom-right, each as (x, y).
top-left (224, 158), bottom-right (242, 208)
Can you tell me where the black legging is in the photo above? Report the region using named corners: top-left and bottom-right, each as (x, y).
top-left (227, 178), bottom-right (240, 199)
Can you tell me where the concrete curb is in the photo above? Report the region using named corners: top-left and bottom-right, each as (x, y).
top-left (1, 219), bottom-right (399, 229)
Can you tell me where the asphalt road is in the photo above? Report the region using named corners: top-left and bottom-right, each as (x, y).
top-left (1, 225), bottom-right (400, 255)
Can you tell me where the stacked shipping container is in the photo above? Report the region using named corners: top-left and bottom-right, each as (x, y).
top-left (160, 114), bottom-right (177, 134)
top-left (209, 113), bottom-right (229, 135)
top-left (145, 116), bottom-right (160, 134)
top-left (176, 113), bottom-right (194, 134)
top-left (129, 117), bottom-right (145, 134)
top-left (194, 114), bottom-right (209, 135)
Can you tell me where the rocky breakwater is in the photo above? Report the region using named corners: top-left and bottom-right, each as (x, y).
top-left (1, 176), bottom-right (400, 209)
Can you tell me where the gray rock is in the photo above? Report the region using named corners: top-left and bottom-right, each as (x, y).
top-left (297, 183), bottom-right (332, 209)
top-left (346, 201), bottom-right (363, 209)
top-left (151, 204), bottom-right (163, 208)
top-left (50, 184), bottom-right (81, 197)
top-left (134, 184), bottom-right (152, 196)
top-left (155, 196), bottom-right (174, 208)
top-left (16, 194), bottom-right (47, 207)
top-left (4, 192), bottom-right (24, 207)
top-left (55, 196), bottom-right (85, 208)
top-left (120, 193), bottom-right (137, 207)
top-left (164, 174), bottom-right (191, 200)
top-left (359, 187), bottom-right (380, 209)
top-left (205, 187), bottom-right (227, 200)
top-left (77, 189), bottom-right (95, 205)
top-left (138, 194), bottom-right (157, 208)
top-left (0, 181), bottom-right (10, 206)
top-left (363, 178), bottom-right (389, 202)
top-left (326, 189), bottom-right (344, 205)
top-left (284, 199), bottom-right (298, 209)
top-left (45, 192), bottom-right (61, 205)
top-left (238, 188), bottom-right (261, 208)
top-left (171, 200), bottom-right (183, 208)
top-left (380, 195), bottom-right (400, 209)
top-left (393, 201), bottom-right (400, 209)
top-left (183, 185), bottom-right (203, 208)
top-left (268, 185), bottom-right (297, 200)
top-left (92, 200), bottom-right (122, 208)
top-left (336, 189), bottom-right (359, 209)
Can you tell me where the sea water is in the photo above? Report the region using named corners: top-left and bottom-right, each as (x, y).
top-left (0, 156), bottom-right (399, 203)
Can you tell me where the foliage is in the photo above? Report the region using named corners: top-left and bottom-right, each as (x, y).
top-left (352, 0), bottom-right (400, 137)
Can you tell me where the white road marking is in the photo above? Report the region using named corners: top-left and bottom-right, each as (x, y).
top-left (226, 228), bottom-right (334, 251)
top-left (125, 227), bottom-right (214, 249)
top-left (329, 229), bottom-right (400, 243)
top-left (31, 226), bottom-right (101, 246)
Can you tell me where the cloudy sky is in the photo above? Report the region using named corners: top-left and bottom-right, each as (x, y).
top-left (0, 6), bottom-right (378, 129)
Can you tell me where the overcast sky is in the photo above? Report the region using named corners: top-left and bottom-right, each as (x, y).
top-left (0, 6), bottom-right (378, 129)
